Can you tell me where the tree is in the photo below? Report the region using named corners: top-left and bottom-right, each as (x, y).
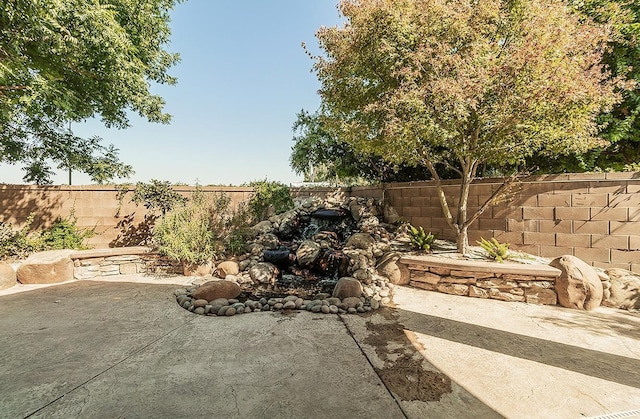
top-left (290, 109), bottom-right (437, 184)
top-left (0, 0), bottom-right (182, 183)
top-left (528, 0), bottom-right (640, 173)
top-left (312, 0), bottom-right (621, 254)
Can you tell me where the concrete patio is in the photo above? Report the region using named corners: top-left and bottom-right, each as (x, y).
top-left (0, 276), bottom-right (639, 418)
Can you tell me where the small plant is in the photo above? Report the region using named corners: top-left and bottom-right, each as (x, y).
top-left (39, 213), bottom-right (95, 250)
top-left (477, 237), bottom-right (511, 262)
top-left (247, 180), bottom-right (294, 221)
top-left (409, 225), bottom-right (436, 252)
top-left (0, 214), bottom-right (43, 260)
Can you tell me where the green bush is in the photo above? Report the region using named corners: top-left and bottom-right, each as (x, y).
top-left (40, 214), bottom-right (95, 250)
top-left (129, 179), bottom-right (187, 215)
top-left (477, 237), bottom-right (511, 262)
top-left (153, 188), bottom-right (217, 265)
top-left (0, 213), bottom-right (94, 260)
top-left (247, 180), bottom-right (293, 221)
top-left (0, 214), bottom-right (43, 260)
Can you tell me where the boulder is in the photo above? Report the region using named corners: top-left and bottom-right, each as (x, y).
top-left (345, 233), bottom-right (375, 250)
top-left (249, 262), bottom-right (279, 285)
top-left (257, 233), bottom-right (280, 250)
top-left (251, 221), bottom-right (273, 236)
top-left (603, 268), bottom-right (640, 310)
top-left (550, 255), bottom-right (603, 311)
top-left (193, 280), bottom-right (241, 301)
top-left (16, 250), bottom-right (74, 284)
top-left (332, 277), bottom-right (364, 299)
top-left (182, 261), bottom-right (213, 277)
top-left (376, 252), bottom-right (410, 285)
top-left (0, 262), bottom-right (17, 290)
top-left (215, 261), bottom-right (239, 279)
top-left (296, 240), bottom-right (321, 267)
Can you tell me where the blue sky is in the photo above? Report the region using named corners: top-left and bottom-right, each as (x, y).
top-left (0, 1), bottom-right (343, 186)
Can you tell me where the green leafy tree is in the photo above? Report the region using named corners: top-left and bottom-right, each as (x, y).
top-left (0, 0), bottom-right (182, 183)
top-left (290, 109), bottom-right (439, 183)
top-left (528, 0), bottom-right (640, 172)
top-left (312, 0), bottom-right (620, 254)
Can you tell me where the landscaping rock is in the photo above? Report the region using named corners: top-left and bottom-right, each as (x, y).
top-left (376, 252), bottom-right (410, 285)
top-left (0, 262), bottom-right (16, 290)
top-left (249, 262), bottom-right (279, 285)
top-left (215, 261), bottom-right (239, 278)
top-left (550, 255), bottom-right (603, 311)
top-left (332, 277), bottom-right (363, 299)
top-left (296, 240), bottom-right (321, 267)
top-left (193, 280), bottom-right (241, 301)
top-left (17, 250), bottom-right (74, 284)
top-left (603, 268), bottom-right (640, 310)
top-left (345, 233), bottom-right (375, 250)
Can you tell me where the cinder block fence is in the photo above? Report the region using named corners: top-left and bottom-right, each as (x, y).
top-left (0, 171), bottom-right (638, 273)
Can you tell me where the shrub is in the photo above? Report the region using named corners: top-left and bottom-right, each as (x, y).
top-left (130, 179), bottom-right (187, 215)
top-left (40, 214), bottom-right (95, 250)
top-left (409, 225), bottom-right (436, 252)
top-left (153, 188), bottom-right (216, 265)
top-left (477, 237), bottom-right (511, 262)
top-left (0, 214), bottom-right (43, 260)
top-left (247, 180), bottom-right (293, 221)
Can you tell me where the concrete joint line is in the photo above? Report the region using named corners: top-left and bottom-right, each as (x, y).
top-left (337, 314), bottom-right (410, 419)
top-left (23, 317), bottom-right (196, 418)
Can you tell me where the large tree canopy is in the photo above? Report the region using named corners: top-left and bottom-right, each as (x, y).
top-left (0, 0), bottom-right (182, 183)
top-left (313, 0), bottom-right (620, 253)
top-left (290, 109), bottom-right (435, 184)
top-left (530, 0), bottom-right (640, 172)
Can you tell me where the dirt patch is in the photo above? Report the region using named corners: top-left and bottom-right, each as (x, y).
top-left (363, 308), bottom-right (452, 402)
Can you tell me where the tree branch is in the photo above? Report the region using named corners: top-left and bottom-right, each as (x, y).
top-left (464, 170), bottom-right (525, 228)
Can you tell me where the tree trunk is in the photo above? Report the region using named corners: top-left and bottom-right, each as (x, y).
top-left (456, 225), bottom-right (469, 256)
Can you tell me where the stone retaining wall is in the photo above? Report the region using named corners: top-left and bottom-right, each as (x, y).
top-left (400, 255), bottom-right (561, 305)
top-left (70, 247), bottom-right (182, 279)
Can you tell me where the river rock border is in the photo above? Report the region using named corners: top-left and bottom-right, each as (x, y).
top-left (174, 287), bottom-right (383, 317)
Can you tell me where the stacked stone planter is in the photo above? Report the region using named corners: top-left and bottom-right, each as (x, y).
top-left (70, 247), bottom-right (182, 279)
top-left (400, 255), bottom-right (561, 305)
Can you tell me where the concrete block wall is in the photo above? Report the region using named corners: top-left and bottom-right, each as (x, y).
top-left (380, 173), bottom-right (640, 274)
top-left (0, 173), bottom-right (637, 272)
top-left (0, 185), bottom-right (254, 249)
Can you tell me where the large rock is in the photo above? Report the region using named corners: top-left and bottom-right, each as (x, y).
top-left (603, 268), bottom-right (640, 310)
top-left (249, 262), bottom-right (279, 285)
top-left (332, 277), bottom-right (364, 299)
top-left (550, 255), bottom-right (603, 311)
top-left (17, 250), bottom-right (74, 284)
top-left (376, 252), bottom-right (410, 285)
top-left (345, 233), bottom-right (375, 250)
top-left (215, 261), bottom-right (239, 279)
top-left (296, 240), bottom-right (321, 267)
top-left (0, 262), bottom-right (17, 290)
top-left (193, 280), bottom-right (241, 301)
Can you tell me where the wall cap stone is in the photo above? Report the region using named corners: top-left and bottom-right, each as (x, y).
top-left (400, 255), bottom-right (561, 277)
top-left (70, 246), bottom-right (153, 260)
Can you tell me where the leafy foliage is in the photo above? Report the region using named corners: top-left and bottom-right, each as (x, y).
top-left (0, 215), bottom-right (42, 260)
top-left (247, 180), bottom-right (294, 221)
top-left (153, 188), bottom-right (217, 265)
top-left (0, 213), bottom-right (94, 260)
top-left (312, 0), bottom-right (620, 254)
top-left (130, 180), bottom-right (187, 216)
top-left (0, 0), bottom-right (182, 183)
top-left (477, 237), bottom-right (511, 263)
top-left (290, 109), bottom-right (435, 183)
top-left (39, 214), bottom-right (95, 250)
top-left (409, 225), bottom-right (436, 252)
